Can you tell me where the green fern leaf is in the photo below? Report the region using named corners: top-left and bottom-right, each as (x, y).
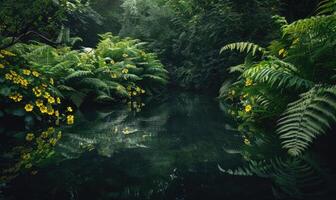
top-left (276, 86), bottom-right (336, 156)
top-left (220, 42), bottom-right (265, 56)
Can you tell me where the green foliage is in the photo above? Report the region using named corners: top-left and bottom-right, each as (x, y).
top-left (10, 33), bottom-right (168, 107)
top-left (220, 5), bottom-right (336, 157)
top-left (277, 86), bottom-right (336, 156)
top-left (316, 0), bottom-right (336, 15)
top-left (118, 0), bottom-right (279, 91)
top-left (0, 0), bottom-right (102, 49)
top-left (220, 42), bottom-right (265, 56)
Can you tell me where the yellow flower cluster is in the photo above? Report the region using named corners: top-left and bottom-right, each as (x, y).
top-left (127, 101), bottom-right (145, 112)
top-left (9, 93), bottom-right (23, 102)
top-left (5, 70), bottom-right (29, 87)
top-left (127, 85), bottom-right (145, 97)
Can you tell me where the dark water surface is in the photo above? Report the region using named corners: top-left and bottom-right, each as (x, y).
top-left (2, 93), bottom-right (281, 199)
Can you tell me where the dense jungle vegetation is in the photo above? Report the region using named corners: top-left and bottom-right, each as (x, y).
top-left (1, 0), bottom-right (336, 199)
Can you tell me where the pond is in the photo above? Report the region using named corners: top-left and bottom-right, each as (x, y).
top-left (1, 92), bottom-right (334, 200)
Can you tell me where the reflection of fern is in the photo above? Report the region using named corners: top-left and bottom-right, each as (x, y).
top-left (219, 155), bottom-right (331, 199)
top-left (277, 86), bottom-right (336, 156)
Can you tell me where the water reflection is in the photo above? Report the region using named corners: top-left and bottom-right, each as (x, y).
top-left (218, 117), bottom-right (336, 199)
top-left (4, 93), bottom-right (334, 199)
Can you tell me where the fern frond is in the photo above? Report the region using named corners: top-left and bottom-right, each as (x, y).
top-left (141, 74), bottom-right (168, 85)
top-left (276, 86), bottom-right (336, 156)
top-left (244, 62), bottom-right (314, 90)
top-left (316, 0), bottom-right (336, 15)
top-left (79, 78), bottom-right (109, 90)
top-left (220, 42), bottom-right (265, 56)
top-left (65, 70), bottom-right (93, 81)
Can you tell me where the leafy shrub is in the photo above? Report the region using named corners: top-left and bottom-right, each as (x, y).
top-left (0, 50), bottom-right (75, 183)
top-left (10, 33), bottom-right (168, 107)
top-left (220, 2), bottom-right (336, 156)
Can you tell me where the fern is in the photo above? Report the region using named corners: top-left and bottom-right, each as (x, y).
top-left (316, 0), bottom-right (336, 15)
top-left (276, 86), bottom-right (336, 156)
top-left (220, 42), bottom-right (265, 56)
top-left (244, 60), bottom-right (314, 90)
top-left (65, 70), bottom-right (93, 81)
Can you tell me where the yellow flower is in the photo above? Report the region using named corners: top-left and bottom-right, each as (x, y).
top-left (40, 106), bottom-right (48, 113)
top-left (10, 70), bottom-right (17, 76)
top-left (278, 48), bottom-right (285, 56)
top-left (57, 131), bottom-right (62, 139)
top-left (32, 71), bottom-right (40, 77)
top-left (20, 79), bottom-right (29, 87)
top-left (9, 93), bottom-right (23, 102)
top-left (23, 69), bottom-right (31, 75)
top-left (49, 138), bottom-right (57, 146)
top-left (33, 87), bottom-right (42, 97)
top-left (43, 92), bottom-right (50, 99)
top-left (141, 89), bottom-right (145, 94)
top-left (122, 53), bottom-right (128, 58)
top-left (136, 87), bottom-right (141, 92)
top-left (47, 127), bottom-right (55, 133)
top-left (67, 115), bottom-right (74, 125)
top-left (245, 78), bottom-right (253, 87)
top-left (48, 96), bottom-right (55, 104)
top-left (243, 93), bottom-right (249, 98)
top-left (132, 91), bottom-right (137, 96)
top-left (0, 63), bottom-right (4, 69)
top-left (55, 110), bottom-right (60, 117)
top-left (26, 133), bottom-right (35, 141)
top-left (245, 105), bottom-right (252, 113)
top-left (47, 107), bottom-right (54, 115)
top-left (24, 104), bottom-right (34, 112)
top-left (67, 106), bottom-right (73, 112)
top-left (122, 68), bottom-right (129, 74)
top-left (111, 73), bottom-right (117, 78)
top-left (5, 73), bottom-right (13, 80)
top-left (22, 153), bottom-right (31, 160)
top-left (35, 99), bottom-right (44, 107)
top-left (41, 131), bottom-right (49, 138)
top-left (244, 138), bottom-right (251, 145)
top-left (111, 59), bottom-right (115, 64)
top-left (50, 78), bottom-right (54, 85)
top-left (56, 97), bottom-right (61, 104)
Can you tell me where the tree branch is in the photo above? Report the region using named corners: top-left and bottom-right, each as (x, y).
top-left (0, 31), bottom-right (60, 50)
